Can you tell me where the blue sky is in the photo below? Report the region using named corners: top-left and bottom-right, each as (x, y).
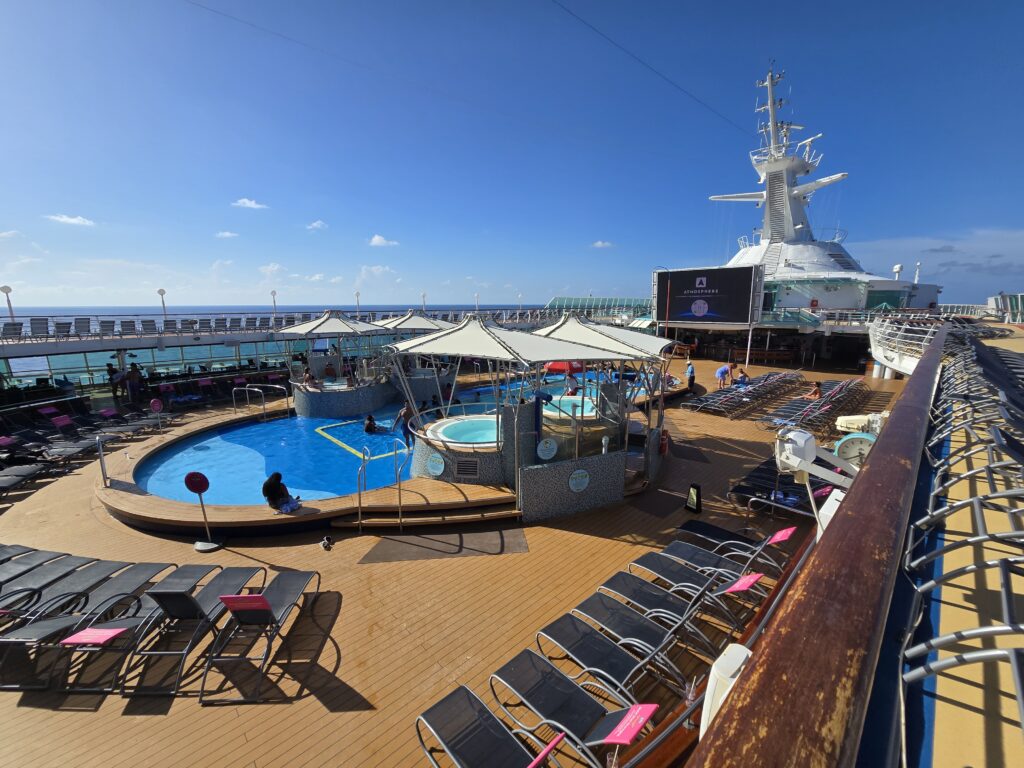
top-left (0, 0), bottom-right (1020, 307)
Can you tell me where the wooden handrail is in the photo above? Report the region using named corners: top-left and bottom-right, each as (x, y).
top-left (685, 325), bottom-right (948, 767)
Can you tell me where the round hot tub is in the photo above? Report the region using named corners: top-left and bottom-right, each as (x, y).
top-left (424, 414), bottom-right (501, 449)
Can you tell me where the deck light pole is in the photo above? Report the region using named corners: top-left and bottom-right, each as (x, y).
top-left (421, 292), bottom-right (426, 312)
top-left (157, 288), bottom-right (167, 321)
top-left (355, 290), bottom-right (361, 318)
top-left (518, 292), bottom-right (523, 314)
top-left (270, 289), bottom-right (277, 317)
top-left (0, 286), bottom-right (13, 321)
top-left (474, 292), bottom-right (479, 312)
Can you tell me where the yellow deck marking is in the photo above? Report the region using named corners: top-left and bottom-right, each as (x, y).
top-left (314, 421), bottom-right (409, 460)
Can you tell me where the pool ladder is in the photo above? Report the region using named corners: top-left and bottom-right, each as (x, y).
top-left (355, 439), bottom-right (412, 533)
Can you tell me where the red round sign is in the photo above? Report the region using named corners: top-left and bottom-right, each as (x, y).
top-left (184, 471), bottom-right (209, 495)
top-left (150, 398), bottom-right (164, 414)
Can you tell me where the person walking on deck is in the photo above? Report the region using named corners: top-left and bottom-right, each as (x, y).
top-left (715, 363), bottom-right (736, 390)
top-left (686, 361), bottom-right (696, 392)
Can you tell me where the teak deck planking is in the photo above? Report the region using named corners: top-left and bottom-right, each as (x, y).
top-left (0, 361), bottom-right (903, 767)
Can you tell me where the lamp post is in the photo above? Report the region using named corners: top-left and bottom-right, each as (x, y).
top-left (518, 292), bottom-right (523, 314)
top-left (474, 292), bottom-right (479, 312)
top-left (0, 286), bottom-right (13, 321)
top-left (270, 289), bottom-right (277, 317)
top-left (421, 292), bottom-right (426, 313)
top-left (157, 288), bottom-right (167, 322)
top-left (355, 290), bottom-right (361, 318)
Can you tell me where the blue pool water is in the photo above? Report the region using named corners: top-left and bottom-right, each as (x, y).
top-left (436, 417), bottom-right (499, 444)
top-left (135, 413), bottom-right (411, 505)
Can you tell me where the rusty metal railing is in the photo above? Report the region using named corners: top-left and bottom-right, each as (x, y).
top-left (684, 325), bottom-right (948, 767)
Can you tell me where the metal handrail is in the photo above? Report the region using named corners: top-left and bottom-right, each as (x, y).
top-left (245, 382), bottom-right (291, 414)
top-left (391, 438), bottom-right (410, 530)
top-left (355, 446), bottom-right (370, 533)
top-left (231, 386), bottom-right (266, 419)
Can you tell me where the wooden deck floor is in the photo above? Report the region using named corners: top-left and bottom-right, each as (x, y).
top-left (0, 367), bottom-right (903, 767)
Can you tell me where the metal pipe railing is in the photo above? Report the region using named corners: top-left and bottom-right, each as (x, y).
top-left (356, 446), bottom-right (370, 533)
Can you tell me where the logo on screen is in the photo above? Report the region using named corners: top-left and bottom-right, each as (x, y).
top-left (691, 300), bottom-right (709, 317)
top-left (695, 276), bottom-right (707, 288)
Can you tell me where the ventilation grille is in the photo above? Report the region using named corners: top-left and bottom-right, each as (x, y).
top-left (455, 459), bottom-right (480, 478)
top-left (766, 171), bottom-right (786, 242)
top-left (829, 252), bottom-right (859, 271)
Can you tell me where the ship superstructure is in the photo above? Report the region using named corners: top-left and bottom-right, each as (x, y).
top-left (711, 69), bottom-right (941, 312)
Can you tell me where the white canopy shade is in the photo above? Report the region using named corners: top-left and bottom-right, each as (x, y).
top-left (276, 310), bottom-right (384, 337)
top-left (373, 310), bottom-right (455, 331)
top-left (534, 314), bottom-right (672, 359)
top-left (390, 315), bottom-right (636, 365)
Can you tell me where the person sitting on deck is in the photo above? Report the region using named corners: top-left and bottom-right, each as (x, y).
top-left (322, 362), bottom-right (337, 383)
top-left (302, 367), bottom-right (320, 391)
top-left (736, 369), bottom-right (750, 387)
top-left (800, 381), bottom-right (823, 400)
top-left (262, 472), bottom-right (301, 514)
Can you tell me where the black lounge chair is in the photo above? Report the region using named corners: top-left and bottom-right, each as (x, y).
top-left (0, 550), bottom-right (67, 589)
top-left (55, 563), bottom-right (217, 693)
top-left (0, 562), bottom-right (172, 690)
top-left (122, 566), bottom-right (264, 696)
top-left (198, 569), bottom-right (320, 704)
top-left (597, 573), bottom-right (720, 659)
top-left (536, 614), bottom-right (687, 703)
top-left (416, 684), bottom-right (564, 768)
top-left (627, 553), bottom-right (743, 631)
top-left (0, 545), bottom-right (32, 564)
top-left (572, 593), bottom-right (685, 674)
top-left (489, 649), bottom-right (646, 767)
top-left (661, 527), bottom-right (793, 583)
top-left (0, 558), bottom-right (122, 628)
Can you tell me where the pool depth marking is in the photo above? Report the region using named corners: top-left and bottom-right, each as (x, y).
top-left (313, 421), bottom-right (409, 461)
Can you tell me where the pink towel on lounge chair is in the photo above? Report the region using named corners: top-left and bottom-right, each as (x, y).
top-left (602, 704), bottom-right (658, 745)
top-left (233, 377), bottom-right (247, 385)
top-left (61, 627), bottom-right (129, 646)
top-left (159, 384), bottom-right (175, 393)
top-left (219, 594), bottom-right (272, 613)
top-left (724, 573), bottom-right (764, 594)
top-left (0, 436), bottom-right (18, 447)
top-left (198, 378), bottom-right (213, 386)
top-left (767, 526), bottom-right (797, 545)
top-left (37, 406), bottom-right (60, 416)
top-left (51, 415), bottom-right (74, 428)
top-left (99, 408), bottom-right (118, 418)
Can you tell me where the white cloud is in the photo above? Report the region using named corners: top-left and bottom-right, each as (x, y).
top-left (0, 230), bottom-right (18, 238)
top-left (258, 262), bottom-right (285, 279)
top-left (231, 198), bottom-right (268, 209)
top-left (591, 240), bottom-right (614, 248)
top-left (329, 275), bottom-right (344, 284)
top-left (307, 219), bottom-right (327, 231)
top-left (307, 273), bottom-right (324, 282)
top-left (30, 242), bottom-right (49, 254)
top-left (211, 259), bottom-right (233, 269)
top-left (45, 214), bottom-right (95, 226)
top-left (214, 231), bottom-right (239, 239)
top-left (369, 234), bottom-right (399, 247)
top-left (3, 256), bottom-right (42, 271)
top-left (395, 277), bottom-right (403, 284)
top-left (848, 227), bottom-right (1024, 303)
top-left (355, 264), bottom-right (396, 288)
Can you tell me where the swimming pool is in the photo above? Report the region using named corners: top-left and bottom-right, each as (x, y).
top-left (135, 413), bottom-right (410, 505)
top-left (425, 415), bottom-right (501, 447)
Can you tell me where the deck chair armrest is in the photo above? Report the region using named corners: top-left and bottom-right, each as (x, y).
top-left (27, 590), bottom-right (91, 620)
top-left (86, 591), bottom-right (147, 623)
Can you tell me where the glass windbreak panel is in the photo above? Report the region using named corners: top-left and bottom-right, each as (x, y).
top-left (48, 352), bottom-right (90, 385)
top-left (7, 355), bottom-right (51, 386)
top-left (153, 346), bottom-right (184, 370)
top-left (127, 349), bottom-right (156, 369)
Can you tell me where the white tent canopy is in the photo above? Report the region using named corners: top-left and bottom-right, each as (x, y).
top-left (390, 315), bottom-right (637, 365)
top-left (373, 310), bottom-right (455, 332)
top-left (534, 314), bottom-right (672, 359)
top-left (276, 310), bottom-right (384, 337)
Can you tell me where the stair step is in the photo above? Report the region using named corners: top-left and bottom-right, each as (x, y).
top-left (331, 506), bottom-right (521, 528)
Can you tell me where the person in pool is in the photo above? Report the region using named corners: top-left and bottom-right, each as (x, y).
top-left (262, 472), bottom-right (301, 514)
top-left (364, 414), bottom-right (382, 433)
top-left (322, 362), bottom-right (337, 383)
top-left (397, 403), bottom-right (415, 448)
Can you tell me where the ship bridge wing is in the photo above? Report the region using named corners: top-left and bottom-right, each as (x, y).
top-left (790, 172), bottom-right (847, 200)
top-left (708, 191), bottom-right (766, 204)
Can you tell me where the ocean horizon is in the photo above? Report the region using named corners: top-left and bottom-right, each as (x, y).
top-left (5, 303), bottom-right (547, 319)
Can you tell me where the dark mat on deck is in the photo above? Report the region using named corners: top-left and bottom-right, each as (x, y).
top-left (358, 525), bottom-right (529, 564)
